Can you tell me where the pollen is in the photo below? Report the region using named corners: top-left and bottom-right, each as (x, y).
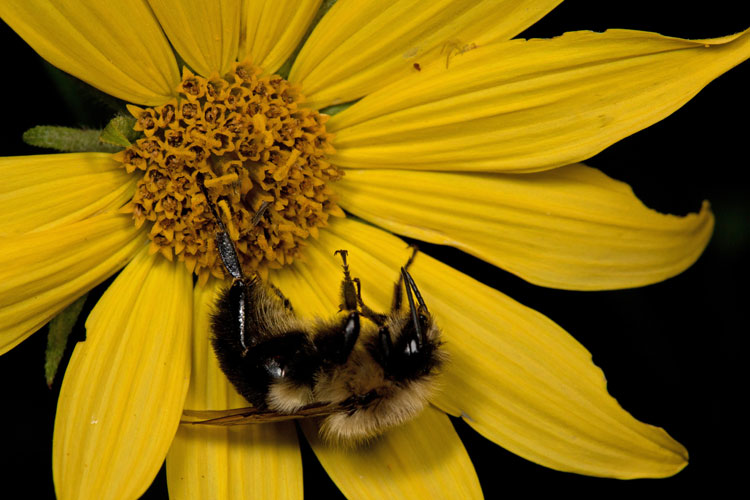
top-left (115, 63), bottom-right (343, 283)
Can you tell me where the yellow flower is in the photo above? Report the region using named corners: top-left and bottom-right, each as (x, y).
top-left (0, 0), bottom-right (747, 498)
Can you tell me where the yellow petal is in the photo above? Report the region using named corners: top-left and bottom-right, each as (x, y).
top-left (270, 254), bottom-right (340, 317)
top-left (291, 0), bottom-right (563, 109)
top-left (0, 0), bottom-right (179, 105)
top-left (148, 0), bottom-right (241, 77)
top-left (301, 407), bottom-right (481, 499)
top-left (336, 165), bottom-right (713, 290)
top-left (53, 246), bottom-right (192, 500)
top-left (0, 213), bottom-right (146, 355)
top-left (240, 0), bottom-right (322, 74)
top-left (293, 218), bottom-right (687, 478)
top-left (166, 279), bottom-right (303, 499)
top-left (329, 28), bottom-right (750, 172)
top-left (0, 153), bottom-right (135, 234)
top-left (420, 260), bottom-right (688, 478)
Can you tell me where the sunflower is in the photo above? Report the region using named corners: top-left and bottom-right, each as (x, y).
top-left (1, 0), bottom-right (748, 498)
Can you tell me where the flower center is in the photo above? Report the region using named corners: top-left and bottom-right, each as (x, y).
top-left (115, 62), bottom-right (343, 283)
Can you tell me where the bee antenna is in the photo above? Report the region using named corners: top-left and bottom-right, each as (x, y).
top-left (401, 268), bottom-right (428, 313)
top-left (401, 267), bottom-right (424, 348)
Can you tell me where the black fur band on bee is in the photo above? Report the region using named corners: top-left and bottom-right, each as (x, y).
top-left (195, 174), bottom-right (446, 444)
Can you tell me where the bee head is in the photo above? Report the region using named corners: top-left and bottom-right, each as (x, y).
top-left (373, 268), bottom-right (443, 381)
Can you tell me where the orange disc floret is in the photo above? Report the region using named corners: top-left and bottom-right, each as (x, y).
top-left (114, 62), bottom-right (343, 283)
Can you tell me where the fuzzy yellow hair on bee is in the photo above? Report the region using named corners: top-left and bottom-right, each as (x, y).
top-left (186, 174), bottom-right (445, 444)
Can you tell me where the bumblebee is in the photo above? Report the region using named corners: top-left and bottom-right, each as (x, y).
top-left (191, 175), bottom-right (445, 443)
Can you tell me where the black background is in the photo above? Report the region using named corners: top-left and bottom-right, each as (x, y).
top-left (1, 2), bottom-right (747, 498)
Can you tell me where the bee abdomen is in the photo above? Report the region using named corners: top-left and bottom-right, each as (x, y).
top-left (320, 386), bottom-right (430, 445)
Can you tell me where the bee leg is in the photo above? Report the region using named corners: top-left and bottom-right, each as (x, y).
top-left (197, 173), bottom-right (270, 280)
top-left (267, 282), bottom-right (294, 313)
top-left (352, 277), bottom-right (387, 327)
top-left (334, 249), bottom-right (358, 312)
top-left (314, 311), bottom-right (361, 366)
top-left (211, 278), bottom-right (253, 357)
top-left (197, 173), bottom-right (256, 354)
top-left (236, 281), bottom-right (249, 355)
top-left (312, 250), bottom-right (366, 366)
top-left (197, 172), bottom-right (244, 280)
top-left (378, 325), bottom-right (394, 370)
top-left (201, 172), bottom-right (281, 360)
top-left (391, 246), bottom-right (419, 313)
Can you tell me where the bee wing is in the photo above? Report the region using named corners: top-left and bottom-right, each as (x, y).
top-left (181, 402), bottom-right (341, 426)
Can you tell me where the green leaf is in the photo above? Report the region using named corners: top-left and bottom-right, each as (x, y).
top-left (100, 114), bottom-right (138, 148)
top-left (319, 101), bottom-right (356, 117)
top-left (45, 294), bottom-right (88, 388)
top-left (23, 125), bottom-right (121, 153)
